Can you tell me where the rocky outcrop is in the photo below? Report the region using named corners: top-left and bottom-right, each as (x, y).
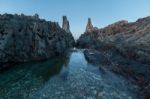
top-left (62, 16), bottom-right (70, 33)
top-left (77, 17), bottom-right (150, 99)
top-left (77, 17), bottom-right (150, 65)
top-left (84, 49), bottom-right (109, 65)
top-left (85, 18), bottom-right (94, 33)
top-left (0, 14), bottom-right (75, 68)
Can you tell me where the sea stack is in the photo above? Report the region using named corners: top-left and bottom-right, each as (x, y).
top-left (62, 16), bottom-right (70, 33)
top-left (85, 18), bottom-right (94, 33)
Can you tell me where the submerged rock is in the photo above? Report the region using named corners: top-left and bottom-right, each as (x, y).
top-left (84, 49), bottom-right (109, 65)
top-left (0, 13), bottom-right (75, 68)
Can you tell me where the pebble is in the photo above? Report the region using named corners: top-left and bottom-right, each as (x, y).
top-left (42, 94), bottom-right (46, 98)
top-left (56, 92), bottom-right (61, 95)
top-left (91, 86), bottom-right (95, 90)
top-left (87, 96), bottom-right (94, 99)
top-left (128, 96), bottom-right (132, 99)
top-left (70, 95), bottom-right (74, 99)
top-left (93, 90), bottom-right (97, 95)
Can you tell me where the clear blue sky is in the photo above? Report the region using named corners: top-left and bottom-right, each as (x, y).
top-left (0, 0), bottom-right (150, 39)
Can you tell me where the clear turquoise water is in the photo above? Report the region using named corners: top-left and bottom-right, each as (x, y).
top-left (0, 49), bottom-right (138, 99)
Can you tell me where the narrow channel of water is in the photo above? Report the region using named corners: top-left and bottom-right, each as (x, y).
top-left (0, 49), bottom-right (138, 99)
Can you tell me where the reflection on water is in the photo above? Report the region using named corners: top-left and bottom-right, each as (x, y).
top-left (0, 49), bottom-right (138, 99)
top-left (0, 56), bottom-right (68, 99)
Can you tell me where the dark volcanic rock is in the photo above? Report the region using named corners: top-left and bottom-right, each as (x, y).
top-left (0, 14), bottom-right (75, 68)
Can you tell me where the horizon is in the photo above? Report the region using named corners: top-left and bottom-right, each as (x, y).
top-left (0, 0), bottom-right (150, 39)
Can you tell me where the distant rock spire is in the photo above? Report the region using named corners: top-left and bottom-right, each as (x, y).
top-left (62, 16), bottom-right (70, 33)
top-left (86, 18), bottom-right (94, 33)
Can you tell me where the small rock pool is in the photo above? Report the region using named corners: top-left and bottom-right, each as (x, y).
top-left (0, 49), bottom-right (138, 99)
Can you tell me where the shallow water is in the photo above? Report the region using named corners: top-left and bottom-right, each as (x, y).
top-left (0, 49), bottom-right (138, 99)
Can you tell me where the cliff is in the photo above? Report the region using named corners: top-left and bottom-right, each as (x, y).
top-left (0, 14), bottom-right (75, 68)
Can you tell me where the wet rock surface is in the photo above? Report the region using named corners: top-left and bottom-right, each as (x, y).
top-left (84, 49), bottom-right (109, 65)
top-left (0, 14), bottom-right (75, 69)
top-left (84, 49), bottom-right (150, 99)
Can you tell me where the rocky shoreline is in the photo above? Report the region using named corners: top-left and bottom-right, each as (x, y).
top-left (77, 17), bottom-right (150, 65)
top-left (77, 17), bottom-right (150, 99)
top-left (0, 13), bottom-right (150, 98)
top-left (0, 13), bottom-right (75, 70)
top-left (83, 49), bottom-right (150, 99)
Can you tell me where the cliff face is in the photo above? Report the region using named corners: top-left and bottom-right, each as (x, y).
top-left (0, 14), bottom-right (75, 65)
top-left (77, 16), bottom-right (150, 64)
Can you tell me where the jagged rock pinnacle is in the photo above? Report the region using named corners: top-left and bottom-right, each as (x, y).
top-left (62, 16), bottom-right (70, 33)
top-left (86, 18), bottom-right (94, 33)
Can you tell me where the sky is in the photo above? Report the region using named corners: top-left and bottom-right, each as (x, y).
top-left (0, 0), bottom-right (150, 39)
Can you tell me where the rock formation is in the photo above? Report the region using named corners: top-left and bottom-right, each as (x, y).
top-left (77, 16), bottom-right (150, 65)
top-left (0, 13), bottom-right (75, 69)
top-left (85, 18), bottom-right (94, 33)
top-left (62, 16), bottom-right (70, 33)
top-left (77, 16), bottom-right (150, 99)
